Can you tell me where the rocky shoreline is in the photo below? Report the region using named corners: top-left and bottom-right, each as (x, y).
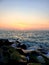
top-left (0, 39), bottom-right (49, 65)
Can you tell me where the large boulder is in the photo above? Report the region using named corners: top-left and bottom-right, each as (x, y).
top-left (0, 45), bottom-right (27, 65)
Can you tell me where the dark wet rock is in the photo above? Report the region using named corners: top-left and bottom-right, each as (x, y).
top-left (38, 49), bottom-right (48, 54)
top-left (0, 39), bottom-right (13, 46)
top-left (8, 61), bottom-right (27, 65)
top-left (0, 39), bottom-right (49, 65)
top-left (16, 40), bottom-right (21, 44)
top-left (16, 48), bottom-right (27, 56)
top-left (29, 51), bottom-right (40, 63)
top-left (38, 52), bottom-right (49, 65)
top-left (17, 44), bottom-right (27, 49)
top-left (15, 40), bottom-right (27, 49)
top-left (11, 43), bottom-right (17, 48)
top-left (0, 44), bottom-right (27, 65)
top-left (27, 63), bottom-right (42, 65)
top-left (0, 48), bottom-right (3, 63)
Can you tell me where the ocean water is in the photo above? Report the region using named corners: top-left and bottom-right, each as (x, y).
top-left (0, 30), bottom-right (49, 48)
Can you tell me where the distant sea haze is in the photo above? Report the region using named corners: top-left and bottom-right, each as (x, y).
top-left (0, 30), bottom-right (49, 48)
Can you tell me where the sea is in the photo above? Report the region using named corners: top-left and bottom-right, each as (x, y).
top-left (0, 30), bottom-right (49, 49)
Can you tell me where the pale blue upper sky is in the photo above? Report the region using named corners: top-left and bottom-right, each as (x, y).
top-left (0, 0), bottom-right (49, 14)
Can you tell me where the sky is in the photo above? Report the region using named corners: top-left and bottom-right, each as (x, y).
top-left (0, 0), bottom-right (49, 30)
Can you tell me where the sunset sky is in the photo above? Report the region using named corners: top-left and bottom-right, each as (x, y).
top-left (0, 0), bottom-right (49, 30)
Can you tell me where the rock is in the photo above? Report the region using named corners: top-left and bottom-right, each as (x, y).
top-left (29, 51), bottom-right (40, 63)
top-left (16, 40), bottom-right (21, 44)
top-left (11, 43), bottom-right (17, 49)
top-left (38, 49), bottom-right (48, 54)
top-left (37, 56), bottom-right (45, 63)
top-left (16, 48), bottom-right (27, 56)
top-left (0, 39), bottom-right (49, 65)
top-left (27, 63), bottom-right (42, 65)
top-left (17, 44), bottom-right (27, 49)
top-left (0, 44), bottom-right (27, 65)
top-left (15, 40), bottom-right (27, 49)
top-left (0, 39), bottom-right (13, 46)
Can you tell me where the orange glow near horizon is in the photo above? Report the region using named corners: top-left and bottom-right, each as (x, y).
top-left (0, 20), bottom-right (49, 30)
top-left (0, 12), bottom-right (49, 30)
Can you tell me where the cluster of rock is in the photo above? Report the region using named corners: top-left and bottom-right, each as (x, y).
top-left (0, 39), bottom-right (49, 65)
